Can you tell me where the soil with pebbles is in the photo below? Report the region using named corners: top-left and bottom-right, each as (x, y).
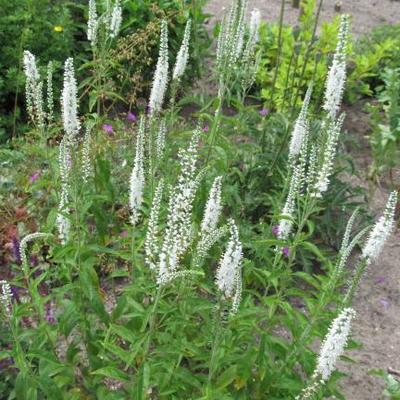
top-left (203, 1), bottom-right (400, 399)
top-left (204, 0), bottom-right (400, 37)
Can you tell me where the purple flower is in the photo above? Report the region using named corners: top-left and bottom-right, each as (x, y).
top-left (29, 171), bottom-right (41, 184)
top-left (102, 124), bottom-right (114, 135)
top-left (272, 225), bottom-right (280, 237)
top-left (10, 286), bottom-right (20, 301)
top-left (282, 247), bottom-right (290, 258)
top-left (11, 236), bottom-right (21, 264)
top-left (126, 111), bottom-right (136, 122)
top-left (120, 230), bottom-right (129, 238)
top-left (45, 302), bottom-right (57, 325)
top-left (203, 124), bottom-right (209, 133)
top-left (30, 255), bottom-right (39, 267)
top-left (0, 356), bottom-right (14, 369)
top-left (375, 276), bottom-right (385, 285)
top-left (259, 108), bottom-right (269, 117)
top-left (379, 298), bottom-right (390, 309)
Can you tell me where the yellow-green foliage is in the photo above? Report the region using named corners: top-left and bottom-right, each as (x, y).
top-left (257, 1), bottom-right (341, 111)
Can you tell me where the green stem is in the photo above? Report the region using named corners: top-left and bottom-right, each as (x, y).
top-left (266, 0), bottom-right (286, 113)
top-left (207, 299), bottom-right (223, 397)
top-left (290, 0), bottom-right (324, 113)
top-left (343, 258), bottom-right (368, 307)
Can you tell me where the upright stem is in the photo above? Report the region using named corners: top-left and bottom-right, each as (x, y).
top-left (291, 0), bottom-right (324, 112)
top-left (143, 288), bottom-right (162, 358)
top-left (343, 258), bottom-right (368, 307)
top-left (205, 97), bottom-right (223, 168)
top-left (281, 48), bottom-right (295, 111)
top-left (267, 0), bottom-right (286, 111)
top-left (207, 299), bottom-right (223, 396)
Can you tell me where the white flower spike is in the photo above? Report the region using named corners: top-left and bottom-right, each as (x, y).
top-left (173, 19), bottom-right (191, 81)
top-left (149, 20), bottom-right (169, 115)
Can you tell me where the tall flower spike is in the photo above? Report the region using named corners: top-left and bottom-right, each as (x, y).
top-left (289, 85), bottom-right (312, 158)
top-left (23, 50), bottom-right (45, 128)
top-left (173, 19), bottom-right (191, 81)
top-left (232, 0), bottom-right (248, 63)
top-left (0, 280), bottom-right (12, 316)
top-left (46, 61), bottom-right (54, 122)
top-left (144, 179), bottom-right (164, 270)
top-left (149, 20), bottom-right (169, 115)
top-left (57, 139), bottom-right (71, 244)
top-left (108, 0), bottom-right (122, 39)
top-left (216, 0), bottom-right (248, 71)
top-left (296, 308), bottom-right (356, 400)
top-left (62, 58), bottom-right (80, 140)
top-left (216, 220), bottom-right (243, 311)
top-left (156, 118), bottom-right (167, 158)
top-left (200, 176), bottom-right (223, 236)
top-left (129, 116), bottom-right (146, 225)
top-left (315, 307), bottom-right (355, 380)
top-left (242, 8), bottom-right (261, 63)
top-left (249, 8), bottom-right (261, 44)
top-left (278, 165), bottom-right (302, 240)
top-left (323, 14), bottom-right (349, 119)
top-left (157, 128), bottom-right (201, 285)
top-left (87, 0), bottom-right (98, 45)
top-left (362, 191), bottom-right (397, 263)
top-left (20, 232), bottom-right (49, 269)
top-left (23, 50), bottom-right (39, 120)
top-left (312, 114), bottom-right (345, 197)
top-left (81, 126), bottom-right (93, 183)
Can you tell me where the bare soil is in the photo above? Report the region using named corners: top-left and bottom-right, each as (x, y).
top-left (204, 0), bottom-right (400, 37)
top-left (203, 1), bottom-right (400, 399)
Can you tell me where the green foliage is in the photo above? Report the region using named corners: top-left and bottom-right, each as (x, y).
top-left (371, 370), bottom-right (400, 399)
top-left (257, 0), bottom-right (341, 112)
top-left (350, 24), bottom-right (400, 100)
top-left (367, 67), bottom-right (400, 178)
top-left (0, 0), bottom-right (210, 143)
top-left (0, 0), bottom-right (77, 141)
top-left (0, 2), bottom-right (387, 400)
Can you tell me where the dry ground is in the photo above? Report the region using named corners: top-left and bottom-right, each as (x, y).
top-left (204, 0), bottom-right (400, 36)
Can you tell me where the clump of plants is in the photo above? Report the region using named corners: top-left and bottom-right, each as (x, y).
top-left (366, 67), bottom-right (400, 180)
top-left (0, 1), bottom-right (398, 399)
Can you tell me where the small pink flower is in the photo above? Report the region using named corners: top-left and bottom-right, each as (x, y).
top-left (282, 247), bottom-right (290, 258)
top-left (203, 124), bottom-right (209, 133)
top-left (120, 230), bottom-right (129, 238)
top-left (259, 108), bottom-right (269, 117)
top-left (102, 124), bottom-right (114, 135)
top-left (29, 171), bottom-right (41, 184)
top-left (375, 276), bottom-right (385, 285)
top-left (126, 111), bottom-right (136, 122)
top-left (272, 225), bottom-right (280, 237)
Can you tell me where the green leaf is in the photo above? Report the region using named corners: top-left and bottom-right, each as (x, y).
top-left (216, 365), bottom-right (238, 389)
top-left (300, 241), bottom-right (326, 261)
top-left (92, 366), bottom-right (129, 382)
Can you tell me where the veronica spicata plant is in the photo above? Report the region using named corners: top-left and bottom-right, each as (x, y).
top-left (1, 2), bottom-right (394, 399)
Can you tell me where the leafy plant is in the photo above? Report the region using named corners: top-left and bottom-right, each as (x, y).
top-left (0, 1), bottom-right (396, 400)
top-left (367, 67), bottom-right (400, 179)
